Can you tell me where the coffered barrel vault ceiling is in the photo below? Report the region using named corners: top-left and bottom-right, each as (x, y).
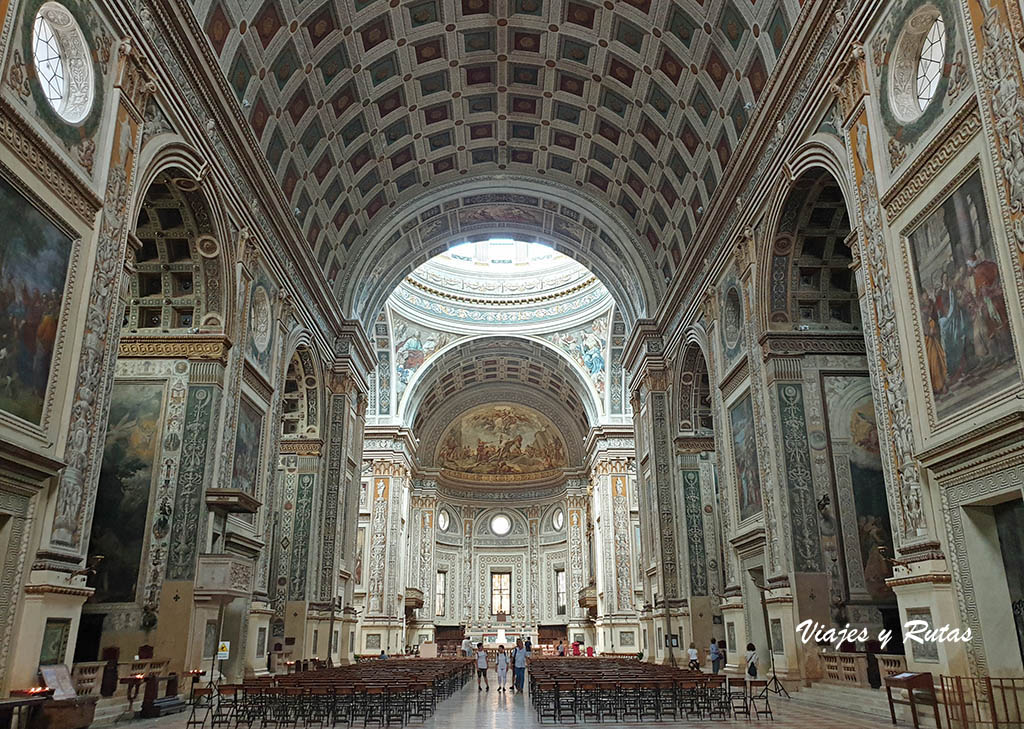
top-left (195, 0), bottom-right (798, 303)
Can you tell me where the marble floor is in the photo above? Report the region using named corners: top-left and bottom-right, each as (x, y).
top-left (100, 679), bottom-right (909, 729)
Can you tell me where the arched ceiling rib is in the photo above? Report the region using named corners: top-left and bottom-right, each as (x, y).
top-left (194, 0), bottom-right (800, 309)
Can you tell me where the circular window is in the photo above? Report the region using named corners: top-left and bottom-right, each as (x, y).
top-left (490, 514), bottom-right (511, 536)
top-left (916, 17), bottom-right (945, 110)
top-left (31, 3), bottom-right (93, 123)
top-left (437, 510), bottom-right (450, 532)
top-left (889, 7), bottom-right (946, 123)
top-left (552, 508), bottom-right (564, 531)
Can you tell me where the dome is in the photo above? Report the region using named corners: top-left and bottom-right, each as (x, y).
top-left (390, 239), bottom-right (613, 334)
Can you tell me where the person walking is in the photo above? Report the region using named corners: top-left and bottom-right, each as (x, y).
top-left (461, 635), bottom-right (473, 658)
top-left (511, 638), bottom-right (527, 693)
top-left (745, 643), bottom-right (759, 679)
top-left (524, 636), bottom-right (532, 656)
top-left (710, 638), bottom-right (722, 674)
top-left (476, 643), bottom-right (490, 691)
top-left (556, 640), bottom-right (565, 657)
top-left (495, 645), bottom-right (509, 692)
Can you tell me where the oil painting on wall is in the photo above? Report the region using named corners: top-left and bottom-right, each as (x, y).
top-left (0, 175), bottom-right (73, 424)
top-left (823, 375), bottom-right (895, 604)
top-left (437, 403), bottom-right (567, 476)
top-left (232, 397), bottom-right (264, 495)
top-left (90, 382), bottom-right (165, 603)
top-left (729, 394), bottom-right (762, 522)
top-left (907, 169), bottom-right (1017, 419)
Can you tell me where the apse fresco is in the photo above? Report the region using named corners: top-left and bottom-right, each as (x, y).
top-left (0, 175), bottom-right (73, 424)
top-left (907, 170), bottom-right (1017, 419)
top-left (729, 394), bottom-right (762, 521)
top-left (90, 382), bottom-right (165, 603)
top-left (437, 403), bottom-right (567, 476)
top-left (232, 397), bottom-right (264, 494)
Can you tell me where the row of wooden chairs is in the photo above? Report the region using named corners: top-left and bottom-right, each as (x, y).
top-left (526, 658), bottom-right (773, 722)
top-left (186, 660), bottom-right (473, 729)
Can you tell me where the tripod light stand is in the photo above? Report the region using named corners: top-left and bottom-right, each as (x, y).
top-left (755, 583), bottom-right (790, 699)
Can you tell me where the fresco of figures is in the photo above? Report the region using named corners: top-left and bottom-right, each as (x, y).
top-left (437, 403), bottom-right (567, 475)
top-left (546, 313), bottom-right (609, 397)
top-left (393, 315), bottom-right (456, 401)
top-left (908, 170), bottom-right (1016, 419)
top-left (823, 375), bottom-right (895, 605)
top-left (0, 175), bottom-right (73, 424)
top-left (90, 382), bottom-right (165, 603)
top-left (729, 394), bottom-right (762, 522)
top-left (232, 398), bottom-right (264, 494)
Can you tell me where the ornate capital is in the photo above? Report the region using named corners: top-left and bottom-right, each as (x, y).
top-left (831, 43), bottom-right (868, 125)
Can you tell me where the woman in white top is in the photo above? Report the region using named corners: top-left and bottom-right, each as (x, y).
top-left (495, 645), bottom-right (509, 692)
top-left (687, 642), bottom-right (700, 671)
top-left (745, 643), bottom-right (759, 678)
top-left (476, 642), bottom-right (490, 691)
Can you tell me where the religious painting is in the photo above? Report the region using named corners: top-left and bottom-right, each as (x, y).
top-left (906, 169), bottom-right (1017, 419)
top-left (546, 313), bottom-right (609, 397)
top-left (232, 397), bottom-right (264, 494)
top-left (90, 381), bottom-right (165, 603)
top-left (39, 618), bottom-right (71, 665)
top-left (247, 269), bottom-right (277, 376)
top-left (0, 174), bottom-right (73, 424)
top-left (729, 394), bottom-right (762, 522)
top-left (823, 375), bottom-right (896, 604)
top-left (436, 403), bottom-right (567, 475)
top-left (393, 315), bottom-right (456, 402)
top-left (456, 204), bottom-right (543, 228)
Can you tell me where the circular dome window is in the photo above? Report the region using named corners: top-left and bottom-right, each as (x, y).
top-left (437, 509), bottom-right (450, 532)
top-left (889, 6), bottom-right (946, 123)
top-left (490, 514), bottom-right (511, 536)
top-left (552, 508), bottom-right (564, 531)
top-left (32, 3), bottom-right (93, 123)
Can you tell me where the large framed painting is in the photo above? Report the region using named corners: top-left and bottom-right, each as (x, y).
top-left (232, 397), bottom-right (264, 494)
top-left (90, 381), bottom-right (165, 602)
top-left (0, 174), bottom-right (74, 425)
top-left (822, 374), bottom-right (895, 604)
top-left (729, 394), bottom-right (762, 522)
top-left (906, 167), bottom-right (1017, 420)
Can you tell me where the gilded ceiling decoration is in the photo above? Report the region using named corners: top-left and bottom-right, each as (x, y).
top-left (193, 0), bottom-right (799, 303)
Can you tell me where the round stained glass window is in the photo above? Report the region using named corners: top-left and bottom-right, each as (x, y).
top-left (437, 510), bottom-right (450, 532)
top-left (490, 514), bottom-right (511, 536)
top-left (916, 16), bottom-right (945, 110)
top-left (552, 508), bottom-right (564, 531)
top-left (31, 3), bottom-right (93, 123)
